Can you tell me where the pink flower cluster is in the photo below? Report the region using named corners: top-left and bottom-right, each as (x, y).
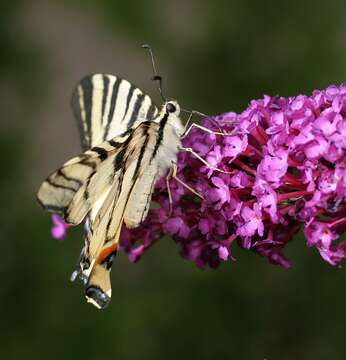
top-left (51, 84), bottom-right (346, 270)
top-left (121, 84), bottom-right (346, 268)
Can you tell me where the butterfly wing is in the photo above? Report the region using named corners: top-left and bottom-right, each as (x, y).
top-left (37, 132), bottom-right (131, 218)
top-left (71, 73), bottom-right (158, 149)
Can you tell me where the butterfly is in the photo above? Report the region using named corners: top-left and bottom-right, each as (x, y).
top-left (37, 70), bottom-right (187, 309)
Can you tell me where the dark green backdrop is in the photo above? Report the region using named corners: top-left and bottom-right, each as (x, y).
top-left (2, 1), bottom-right (346, 359)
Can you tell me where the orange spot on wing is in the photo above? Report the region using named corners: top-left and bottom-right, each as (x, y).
top-left (97, 243), bottom-right (118, 264)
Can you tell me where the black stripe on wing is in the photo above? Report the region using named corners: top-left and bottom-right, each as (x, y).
top-left (128, 93), bottom-right (145, 128)
top-left (83, 77), bottom-right (93, 146)
top-left (71, 78), bottom-right (90, 150)
top-left (121, 84), bottom-right (135, 123)
top-left (103, 77), bottom-right (121, 141)
top-left (101, 75), bottom-right (110, 127)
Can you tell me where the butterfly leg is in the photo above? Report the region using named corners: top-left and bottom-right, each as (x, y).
top-left (181, 110), bottom-right (197, 137)
top-left (171, 163), bottom-right (205, 200)
top-left (166, 163), bottom-right (204, 214)
top-left (182, 122), bottom-right (229, 138)
top-left (179, 147), bottom-right (233, 174)
top-left (180, 113), bottom-right (233, 174)
top-left (181, 111), bottom-right (228, 139)
top-left (165, 167), bottom-right (174, 215)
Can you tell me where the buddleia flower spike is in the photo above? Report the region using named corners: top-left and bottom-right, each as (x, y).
top-left (122, 84), bottom-right (346, 268)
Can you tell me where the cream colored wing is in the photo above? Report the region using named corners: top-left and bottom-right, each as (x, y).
top-left (123, 164), bottom-right (158, 228)
top-left (71, 73), bottom-right (158, 149)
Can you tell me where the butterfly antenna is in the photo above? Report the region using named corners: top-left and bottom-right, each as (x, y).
top-left (142, 44), bottom-right (166, 102)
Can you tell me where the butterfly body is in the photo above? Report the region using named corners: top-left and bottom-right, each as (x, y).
top-left (37, 73), bottom-right (184, 309)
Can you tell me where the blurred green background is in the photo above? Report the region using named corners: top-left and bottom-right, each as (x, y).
top-left (2, 0), bottom-right (346, 359)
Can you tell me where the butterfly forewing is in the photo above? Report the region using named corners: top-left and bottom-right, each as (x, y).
top-left (71, 74), bottom-right (158, 149)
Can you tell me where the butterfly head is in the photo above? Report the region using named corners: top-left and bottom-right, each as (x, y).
top-left (161, 100), bottom-right (184, 136)
top-left (164, 100), bottom-right (180, 116)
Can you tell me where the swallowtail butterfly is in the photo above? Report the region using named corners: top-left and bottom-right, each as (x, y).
top-left (36, 45), bottom-right (224, 309)
top-left (37, 58), bottom-right (187, 309)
